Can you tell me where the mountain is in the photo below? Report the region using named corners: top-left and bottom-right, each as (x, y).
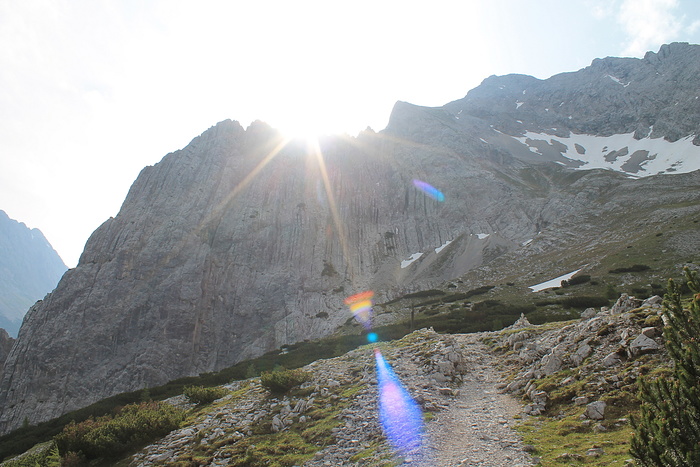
top-left (1, 42), bottom-right (699, 434)
top-left (0, 210), bottom-right (67, 337)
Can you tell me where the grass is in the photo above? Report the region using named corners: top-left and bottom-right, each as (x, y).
top-left (518, 409), bottom-right (635, 466)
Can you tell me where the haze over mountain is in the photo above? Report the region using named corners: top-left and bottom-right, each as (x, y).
top-left (0, 210), bottom-right (67, 337)
top-left (1, 42), bottom-right (699, 434)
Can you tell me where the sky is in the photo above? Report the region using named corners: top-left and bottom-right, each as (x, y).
top-left (1, 0), bottom-right (699, 268)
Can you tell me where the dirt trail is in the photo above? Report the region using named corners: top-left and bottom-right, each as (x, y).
top-left (416, 333), bottom-right (534, 467)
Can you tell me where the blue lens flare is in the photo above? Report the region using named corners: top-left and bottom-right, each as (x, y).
top-left (412, 179), bottom-right (445, 202)
top-left (367, 332), bottom-right (379, 343)
top-left (374, 348), bottom-right (424, 456)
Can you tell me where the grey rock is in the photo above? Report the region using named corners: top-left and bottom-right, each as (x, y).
top-left (584, 401), bottom-right (607, 420)
top-left (629, 334), bottom-right (661, 356)
top-left (581, 308), bottom-right (597, 319)
top-left (642, 295), bottom-right (663, 307)
top-left (574, 396), bottom-right (589, 406)
top-left (602, 352), bottom-right (623, 367)
top-left (586, 447), bottom-right (605, 457)
top-left (540, 353), bottom-right (563, 376)
top-left (611, 294), bottom-right (643, 314)
top-left (571, 343), bottom-right (592, 366)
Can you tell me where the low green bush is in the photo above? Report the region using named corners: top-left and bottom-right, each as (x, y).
top-left (609, 264), bottom-right (651, 273)
top-left (183, 385), bottom-right (229, 405)
top-left (260, 368), bottom-right (311, 394)
top-left (54, 401), bottom-right (184, 460)
top-left (1, 442), bottom-right (60, 467)
top-left (561, 275), bottom-right (591, 287)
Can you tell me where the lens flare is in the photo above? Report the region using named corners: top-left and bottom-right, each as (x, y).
top-left (412, 179), bottom-right (445, 202)
top-left (367, 332), bottom-right (379, 343)
top-left (374, 348), bottom-right (424, 456)
top-left (344, 291), bottom-right (374, 329)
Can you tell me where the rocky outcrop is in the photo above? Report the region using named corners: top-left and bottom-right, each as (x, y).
top-left (2, 43), bottom-right (700, 434)
top-left (0, 329), bottom-right (14, 373)
top-left (498, 294), bottom-right (666, 417)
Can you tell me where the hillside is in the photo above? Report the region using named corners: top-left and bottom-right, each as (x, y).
top-left (0, 290), bottom-right (676, 466)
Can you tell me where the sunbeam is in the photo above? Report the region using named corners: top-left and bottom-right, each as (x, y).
top-left (307, 137), bottom-right (354, 281)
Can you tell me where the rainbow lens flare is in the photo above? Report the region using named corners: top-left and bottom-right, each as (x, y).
top-left (344, 290), bottom-right (374, 329)
top-left (412, 179), bottom-right (445, 202)
top-left (374, 348), bottom-right (424, 457)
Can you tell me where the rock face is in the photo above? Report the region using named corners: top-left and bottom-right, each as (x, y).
top-left (1, 43), bottom-right (700, 433)
top-left (0, 329), bottom-right (14, 373)
top-left (0, 210), bottom-right (67, 337)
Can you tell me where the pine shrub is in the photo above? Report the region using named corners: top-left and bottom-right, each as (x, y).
top-left (630, 266), bottom-right (700, 466)
top-left (54, 401), bottom-right (184, 460)
top-left (183, 385), bottom-right (229, 405)
top-left (260, 368), bottom-right (311, 394)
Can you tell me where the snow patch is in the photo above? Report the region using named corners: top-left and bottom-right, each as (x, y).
top-left (401, 253), bottom-right (423, 269)
top-left (513, 131), bottom-right (700, 176)
top-left (516, 101), bottom-right (524, 109)
top-left (479, 138), bottom-right (488, 144)
top-left (606, 74), bottom-right (630, 87)
top-left (529, 269), bottom-right (582, 292)
top-left (476, 233), bottom-right (490, 240)
top-left (435, 240), bottom-right (452, 254)
top-left (521, 238), bottom-right (533, 246)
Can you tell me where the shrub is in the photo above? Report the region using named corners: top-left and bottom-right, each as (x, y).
top-left (183, 385), bottom-right (229, 405)
top-left (561, 274), bottom-right (591, 287)
top-left (260, 368), bottom-right (311, 394)
top-left (631, 266), bottom-right (700, 466)
top-left (1, 442), bottom-right (61, 467)
top-left (609, 264), bottom-right (651, 274)
top-left (54, 401), bottom-right (184, 460)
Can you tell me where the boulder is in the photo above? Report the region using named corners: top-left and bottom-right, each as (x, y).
top-left (629, 334), bottom-right (661, 356)
top-left (584, 401), bottom-right (606, 420)
top-left (611, 294), bottom-right (643, 314)
top-left (581, 308), bottom-right (597, 319)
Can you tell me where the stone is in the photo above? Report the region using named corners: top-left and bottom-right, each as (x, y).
top-left (611, 294), bottom-right (643, 314)
top-left (571, 343), bottom-right (592, 366)
top-left (629, 334), bottom-right (661, 356)
top-left (581, 308), bottom-right (597, 319)
top-left (642, 295), bottom-right (663, 307)
top-left (602, 352), bottom-right (622, 367)
top-left (584, 401), bottom-right (606, 420)
top-left (540, 353), bottom-right (563, 376)
top-left (271, 414), bottom-right (284, 433)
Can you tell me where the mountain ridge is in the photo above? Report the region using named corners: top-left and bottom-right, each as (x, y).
top-left (0, 210), bottom-right (67, 337)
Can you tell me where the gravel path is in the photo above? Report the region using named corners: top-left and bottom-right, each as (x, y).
top-left (415, 333), bottom-right (534, 467)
